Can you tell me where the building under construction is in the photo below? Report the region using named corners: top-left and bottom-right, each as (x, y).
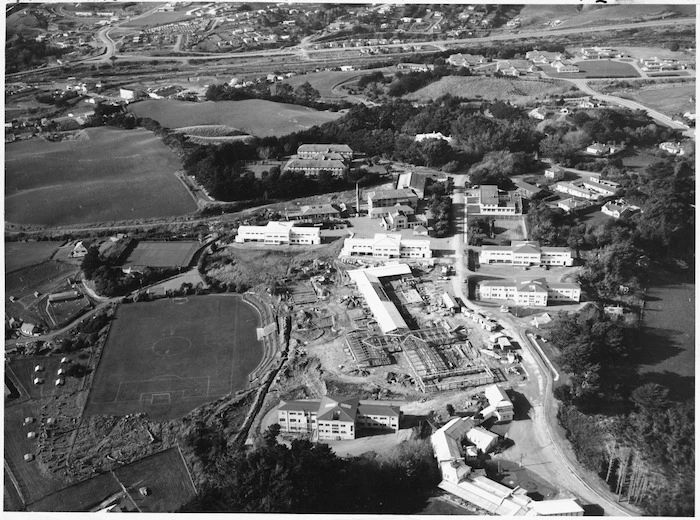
top-left (400, 329), bottom-right (495, 393)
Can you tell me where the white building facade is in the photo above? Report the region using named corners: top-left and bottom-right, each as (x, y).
top-left (235, 221), bottom-right (321, 245)
top-left (479, 241), bottom-right (574, 266)
top-left (340, 233), bottom-right (432, 259)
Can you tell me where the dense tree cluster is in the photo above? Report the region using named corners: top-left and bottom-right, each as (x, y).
top-left (35, 89), bottom-right (81, 107)
top-left (429, 194), bottom-right (452, 238)
top-left (6, 34), bottom-right (69, 73)
top-left (181, 425), bottom-right (440, 513)
top-left (467, 150), bottom-right (537, 188)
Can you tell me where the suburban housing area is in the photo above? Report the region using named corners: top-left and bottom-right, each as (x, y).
top-left (4, 2), bottom-right (694, 517)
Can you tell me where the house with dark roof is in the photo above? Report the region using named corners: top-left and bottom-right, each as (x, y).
top-left (513, 179), bottom-right (543, 199)
top-left (286, 203), bottom-right (341, 222)
top-left (478, 186), bottom-right (522, 215)
top-left (367, 189), bottom-right (419, 213)
top-left (278, 395), bottom-right (401, 440)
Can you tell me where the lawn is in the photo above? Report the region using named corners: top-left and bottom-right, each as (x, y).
top-left (282, 68), bottom-right (393, 99)
top-left (84, 296), bottom-right (263, 420)
top-left (5, 127), bottom-right (197, 226)
top-left (626, 83), bottom-right (696, 117)
top-left (556, 4), bottom-right (694, 29)
top-left (406, 77), bottom-right (576, 104)
top-left (5, 241), bottom-right (63, 273)
top-left (636, 269), bottom-right (694, 401)
top-left (122, 241), bottom-right (200, 268)
top-left (121, 11), bottom-right (195, 27)
top-left (543, 61), bottom-right (640, 79)
top-left (128, 99), bottom-right (344, 137)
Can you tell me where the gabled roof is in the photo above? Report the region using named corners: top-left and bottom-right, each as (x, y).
top-left (516, 278), bottom-right (549, 293)
top-left (298, 143), bottom-right (352, 154)
top-left (358, 402), bottom-right (401, 417)
top-left (512, 243), bottom-right (541, 255)
top-left (317, 395), bottom-right (359, 422)
top-left (484, 384), bottom-right (512, 408)
top-left (368, 189), bottom-right (418, 201)
top-left (278, 399), bottom-right (321, 412)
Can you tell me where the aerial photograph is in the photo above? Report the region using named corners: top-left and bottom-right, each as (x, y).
top-left (4, 1), bottom-right (695, 515)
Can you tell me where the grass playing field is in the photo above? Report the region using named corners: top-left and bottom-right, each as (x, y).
top-left (5, 127), bottom-right (197, 226)
top-left (128, 99), bottom-right (344, 137)
top-left (84, 296), bottom-right (263, 421)
top-left (5, 241), bottom-right (63, 273)
top-left (626, 83), bottom-right (696, 117)
top-left (122, 241), bottom-right (200, 268)
top-left (543, 60), bottom-right (640, 79)
top-left (282, 68), bottom-right (394, 99)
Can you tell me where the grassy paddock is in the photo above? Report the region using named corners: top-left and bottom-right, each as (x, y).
top-left (627, 83), bottom-right (696, 117)
top-left (5, 127), bottom-right (197, 226)
top-left (406, 76), bottom-right (575, 104)
top-left (5, 241), bottom-right (63, 273)
top-left (129, 99), bottom-right (344, 137)
top-left (544, 60), bottom-right (641, 79)
top-left (122, 241), bottom-right (200, 268)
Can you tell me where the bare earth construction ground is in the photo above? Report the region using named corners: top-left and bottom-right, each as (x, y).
top-left (5, 127), bottom-right (197, 226)
top-left (84, 295), bottom-right (263, 421)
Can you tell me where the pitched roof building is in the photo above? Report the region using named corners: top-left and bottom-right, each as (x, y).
top-left (478, 278), bottom-right (581, 307)
top-left (340, 233), bottom-right (432, 261)
top-left (479, 240), bottom-right (574, 266)
top-left (278, 395), bottom-right (400, 440)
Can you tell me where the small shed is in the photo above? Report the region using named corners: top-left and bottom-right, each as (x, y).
top-left (27, 431), bottom-right (37, 439)
top-left (34, 365), bottom-right (44, 372)
top-left (33, 378), bottom-right (44, 385)
top-left (24, 417), bottom-right (34, 425)
top-left (46, 417), bottom-right (56, 426)
top-left (55, 378), bottom-right (65, 386)
top-left (497, 337), bottom-right (512, 350)
top-left (61, 357), bottom-right (71, 364)
top-left (24, 453), bottom-right (34, 462)
top-left (57, 368), bottom-right (65, 376)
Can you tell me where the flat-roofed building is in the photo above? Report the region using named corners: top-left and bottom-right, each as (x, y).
top-left (478, 185), bottom-right (522, 215)
top-left (367, 189), bottom-right (419, 213)
top-left (583, 177), bottom-right (620, 196)
top-left (235, 221), bottom-right (321, 245)
top-left (479, 241), bottom-right (574, 266)
top-left (557, 197), bottom-right (592, 213)
top-left (278, 395), bottom-right (400, 441)
top-left (341, 233), bottom-right (432, 260)
top-left (555, 182), bottom-right (599, 200)
top-left (478, 278), bottom-right (580, 307)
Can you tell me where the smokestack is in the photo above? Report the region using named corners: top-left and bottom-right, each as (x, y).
top-left (356, 182), bottom-right (360, 216)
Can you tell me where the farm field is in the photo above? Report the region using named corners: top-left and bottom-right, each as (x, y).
top-left (405, 76), bottom-right (576, 104)
top-left (621, 83), bottom-right (696, 117)
top-left (5, 241), bottom-right (63, 273)
top-left (122, 241), bottom-right (200, 268)
top-left (608, 46), bottom-right (693, 61)
top-left (27, 448), bottom-right (196, 512)
top-left (516, 5), bottom-right (580, 28)
top-left (8, 356), bottom-right (83, 401)
top-left (121, 11), bottom-right (194, 27)
top-left (6, 261), bottom-right (78, 300)
top-left (542, 60), bottom-right (640, 79)
top-left (5, 127), bottom-right (197, 226)
top-left (636, 269), bottom-right (694, 401)
top-left (84, 296), bottom-right (263, 420)
top-left (128, 99), bottom-right (344, 137)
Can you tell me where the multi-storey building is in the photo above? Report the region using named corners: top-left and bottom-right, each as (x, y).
top-left (479, 241), bottom-right (574, 266)
top-left (367, 189), bottom-right (419, 213)
top-left (296, 144), bottom-right (353, 160)
top-left (478, 278), bottom-right (581, 307)
top-left (478, 185), bottom-right (522, 215)
top-left (278, 395), bottom-right (400, 440)
top-left (340, 233), bottom-right (432, 260)
top-left (235, 221), bottom-right (321, 245)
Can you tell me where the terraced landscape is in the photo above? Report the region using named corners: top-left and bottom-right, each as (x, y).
top-left (128, 99), bottom-right (345, 137)
top-left (5, 127), bottom-right (197, 226)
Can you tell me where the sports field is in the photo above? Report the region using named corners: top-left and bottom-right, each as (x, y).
top-left (543, 61), bottom-right (640, 79)
top-left (5, 127), bottom-right (197, 226)
top-left (122, 241), bottom-right (200, 268)
top-left (84, 295), bottom-right (263, 420)
top-left (128, 99), bottom-right (343, 137)
top-left (626, 83), bottom-right (696, 117)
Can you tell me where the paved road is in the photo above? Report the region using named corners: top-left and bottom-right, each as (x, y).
top-left (446, 175), bottom-right (637, 515)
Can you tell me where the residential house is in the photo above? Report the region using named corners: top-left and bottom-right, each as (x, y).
top-left (278, 395), bottom-right (400, 440)
top-left (496, 60), bottom-right (535, 76)
top-left (381, 210), bottom-right (427, 232)
top-left (659, 141), bottom-right (686, 155)
top-left (478, 185), bottom-right (522, 215)
top-left (340, 233), bottom-right (432, 260)
top-left (582, 177), bottom-right (620, 197)
top-left (414, 132), bottom-right (454, 144)
top-left (585, 142), bottom-right (624, 156)
top-left (466, 427), bottom-right (499, 453)
top-left (395, 170), bottom-right (447, 198)
top-left (479, 241), bottom-right (575, 267)
top-left (602, 201), bottom-right (638, 219)
top-left (580, 46), bottom-right (621, 59)
top-left (526, 50), bottom-right (565, 65)
top-left (447, 53), bottom-right (487, 68)
top-left (482, 384), bottom-right (514, 422)
top-left (544, 165), bottom-right (566, 181)
top-left (235, 221), bottom-right (321, 245)
top-left (478, 278), bottom-right (581, 306)
top-left (528, 107), bottom-right (549, 120)
top-left (367, 189), bottom-right (419, 214)
top-left (70, 240), bottom-right (91, 258)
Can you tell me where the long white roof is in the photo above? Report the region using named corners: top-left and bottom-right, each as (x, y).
top-left (347, 264), bottom-right (411, 333)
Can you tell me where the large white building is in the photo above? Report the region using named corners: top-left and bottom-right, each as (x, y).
top-left (478, 278), bottom-right (581, 307)
top-left (478, 185), bottom-right (522, 215)
top-left (278, 395), bottom-right (400, 441)
top-left (340, 233), bottom-right (432, 260)
top-left (235, 221), bottom-right (321, 245)
top-left (347, 263), bottom-right (412, 334)
top-left (479, 241), bottom-right (575, 267)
